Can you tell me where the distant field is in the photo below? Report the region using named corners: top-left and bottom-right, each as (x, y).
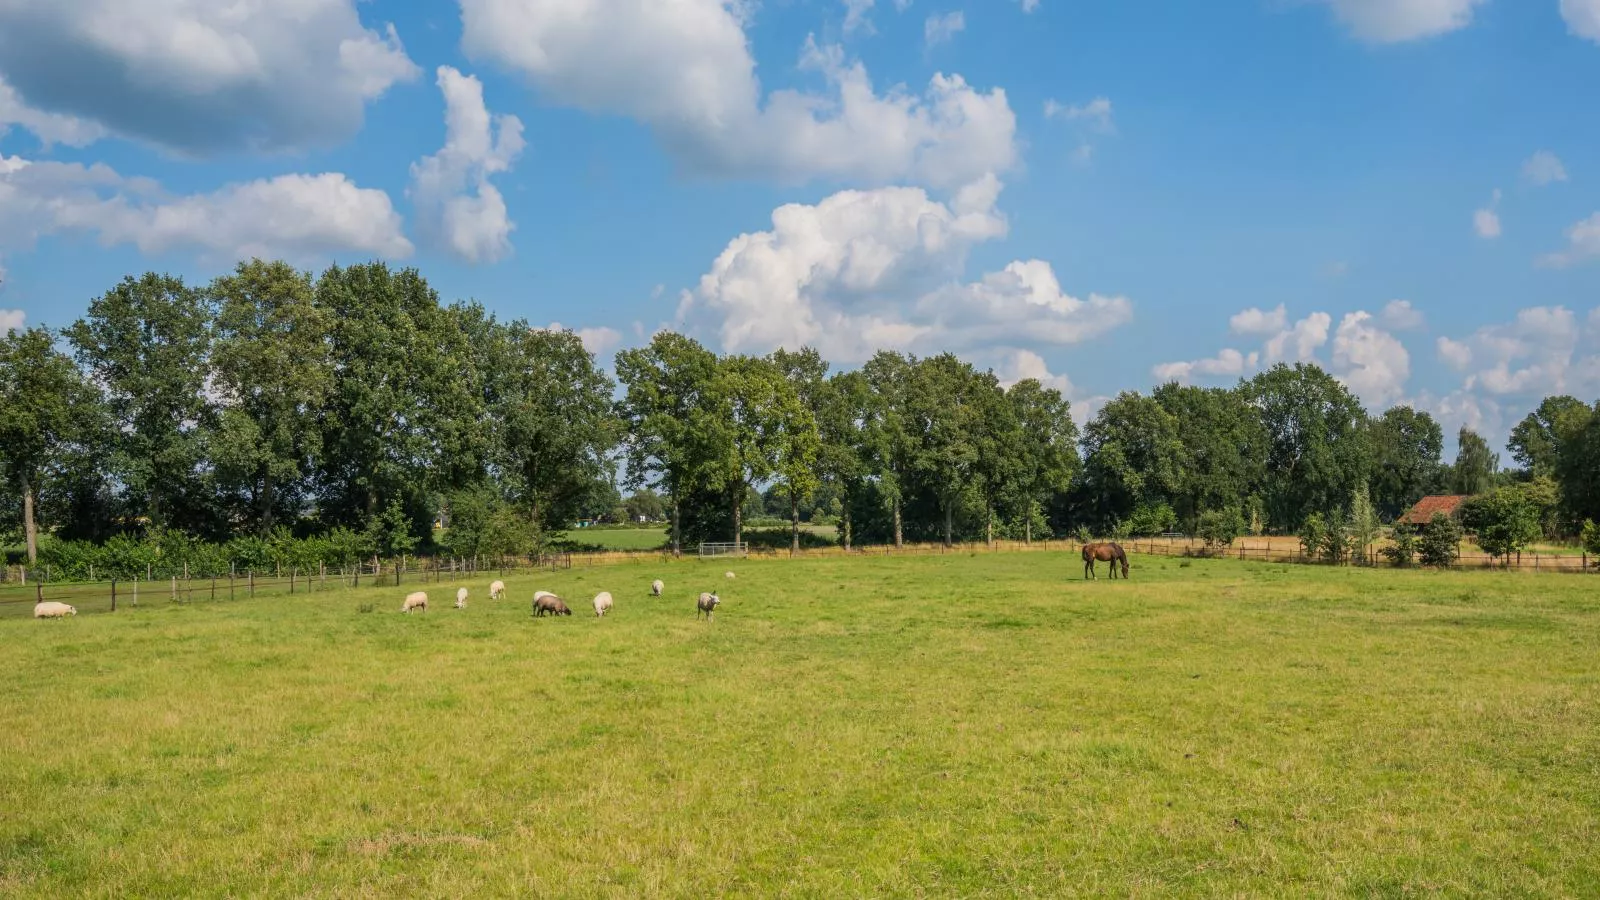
top-left (569, 524), bottom-right (839, 551)
top-left (4, 553), bottom-right (1598, 896)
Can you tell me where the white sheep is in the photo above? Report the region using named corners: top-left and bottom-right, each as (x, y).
top-left (402, 591), bottom-right (428, 613)
top-left (34, 601), bottom-right (76, 619)
top-left (489, 580), bottom-right (506, 600)
top-left (724, 571), bottom-right (736, 580)
top-left (697, 591), bottom-right (720, 620)
top-left (651, 579), bottom-right (664, 596)
top-left (455, 587), bottom-right (468, 610)
top-left (593, 591), bottom-right (614, 617)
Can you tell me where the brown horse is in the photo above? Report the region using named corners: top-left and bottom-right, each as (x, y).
top-left (1082, 542), bottom-right (1129, 580)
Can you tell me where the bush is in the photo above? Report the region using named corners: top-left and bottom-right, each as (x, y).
top-left (1462, 489), bottom-right (1541, 563)
top-left (1196, 507), bottom-right (1245, 549)
top-left (1382, 525), bottom-right (1417, 567)
top-left (1419, 513), bottom-right (1462, 568)
top-left (1583, 520), bottom-right (1600, 563)
top-left (1299, 513), bottom-right (1326, 561)
top-left (1126, 503), bottom-right (1177, 538)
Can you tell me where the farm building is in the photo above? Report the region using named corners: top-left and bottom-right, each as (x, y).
top-left (1398, 495), bottom-right (1468, 526)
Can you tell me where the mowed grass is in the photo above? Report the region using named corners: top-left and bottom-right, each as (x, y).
top-left (3, 554), bottom-right (1599, 897)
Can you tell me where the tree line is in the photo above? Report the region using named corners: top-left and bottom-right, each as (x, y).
top-left (4, 258), bottom-right (1600, 574)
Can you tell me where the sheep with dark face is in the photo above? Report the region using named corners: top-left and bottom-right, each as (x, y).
top-left (651, 579), bottom-right (663, 597)
top-left (697, 591), bottom-right (720, 620)
top-left (533, 594), bottom-right (572, 617)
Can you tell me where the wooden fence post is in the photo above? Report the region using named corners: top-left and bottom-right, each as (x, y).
top-left (111, 580), bottom-right (117, 612)
top-left (170, 575), bottom-right (176, 602)
top-left (249, 571), bottom-right (254, 598)
top-left (211, 576), bottom-right (216, 601)
top-left (132, 578), bottom-right (138, 606)
top-left (36, 582), bottom-right (43, 604)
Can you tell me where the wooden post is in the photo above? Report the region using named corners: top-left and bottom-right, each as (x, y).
top-left (249, 571), bottom-right (254, 598)
top-left (171, 575), bottom-right (176, 602)
top-left (36, 582), bottom-right (43, 604)
top-left (111, 579), bottom-right (117, 612)
top-left (290, 567), bottom-right (296, 594)
top-left (90, 564), bottom-right (94, 582)
top-left (211, 577), bottom-right (216, 601)
top-left (229, 573), bottom-right (235, 601)
top-left (133, 578), bottom-right (139, 607)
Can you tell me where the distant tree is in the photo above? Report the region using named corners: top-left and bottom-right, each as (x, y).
top-left (769, 348), bottom-right (826, 552)
top-left (1127, 501), bottom-right (1178, 537)
top-left (208, 259), bottom-right (332, 536)
top-left (1382, 525), bottom-right (1417, 567)
top-left (1449, 427), bottom-right (1499, 496)
top-left (713, 355), bottom-right (800, 544)
top-left (1007, 378), bottom-right (1080, 543)
top-left (1418, 512), bottom-right (1462, 568)
top-left (1320, 508), bottom-right (1353, 564)
top-left (1153, 383), bottom-right (1267, 531)
top-left (1367, 406), bottom-right (1444, 521)
top-left (818, 371), bottom-right (873, 550)
top-left (1460, 487), bottom-right (1541, 564)
top-left (1552, 402), bottom-right (1600, 529)
top-left (969, 373), bottom-right (1023, 547)
top-left (1243, 364), bottom-right (1371, 533)
top-left (622, 488), bottom-right (666, 522)
top-left (615, 332), bottom-right (725, 554)
top-left (1508, 396), bottom-right (1590, 479)
top-left (861, 351), bottom-right (917, 548)
top-left (66, 272), bottom-right (214, 532)
top-left (906, 354), bottom-right (986, 547)
top-left (1299, 512), bottom-right (1327, 561)
top-left (1583, 520), bottom-right (1600, 562)
top-left (367, 499), bottom-right (419, 560)
top-left (0, 328), bottom-right (100, 563)
top-left (1080, 392), bottom-right (1183, 534)
top-left (1349, 485), bottom-right (1380, 565)
top-left (1196, 507), bottom-right (1245, 549)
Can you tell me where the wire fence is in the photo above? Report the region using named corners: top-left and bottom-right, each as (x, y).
top-left (5, 534), bottom-right (1594, 618)
top-left (1127, 536), bottom-right (1598, 573)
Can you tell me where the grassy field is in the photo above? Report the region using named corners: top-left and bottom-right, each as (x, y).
top-left (3, 553), bottom-right (1598, 896)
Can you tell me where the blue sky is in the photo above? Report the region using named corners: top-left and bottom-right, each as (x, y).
top-left (3, 0), bottom-right (1599, 454)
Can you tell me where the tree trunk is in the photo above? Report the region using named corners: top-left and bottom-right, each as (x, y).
top-left (986, 505), bottom-right (994, 548)
top-left (260, 474), bottom-right (276, 536)
top-left (671, 497), bottom-right (681, 557)
top-left (944, 501), bottom-right (953, 547)
top-left (1024, 507), bottom-right (1032, 545)
top-left (790, 490), bottom-right (800, 553)
top-left (21, 471), bottom-right (38, 565)
top-left (893, 499), bottom-right (903, 549)
top-left (733, 486), bottom-right (742, 545)
top-left (843, 506), bottom-right (853, 552)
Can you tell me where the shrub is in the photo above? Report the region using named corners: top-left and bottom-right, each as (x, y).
top-left (1382, 526), bottom-right (1417, 567)
top-left (1299, 513), bottom-right (1327, 561)
top-left (1419, 513), bottom-right (1462, 568)
top-left (1462, 488), bottom-right (1541, 563)
top-left (1127, 503), bottom-right (1177, 538)
top-left (1583, 520), bottom-right (1600, 563)
top-left (1196, 507), bottom-right (1245, 549)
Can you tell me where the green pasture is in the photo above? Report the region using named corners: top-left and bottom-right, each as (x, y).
top-left (3, 553), bottom-right (1597, 897)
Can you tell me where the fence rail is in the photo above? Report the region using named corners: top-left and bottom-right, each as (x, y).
top-left (1127, 536), bottom-right (1596, 573)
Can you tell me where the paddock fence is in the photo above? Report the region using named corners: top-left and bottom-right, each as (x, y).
top-left (4, 534), bottom-right (1594, 618)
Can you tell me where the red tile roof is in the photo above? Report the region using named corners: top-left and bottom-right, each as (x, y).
top-left (1399, 495), bottom-right (1468, 525)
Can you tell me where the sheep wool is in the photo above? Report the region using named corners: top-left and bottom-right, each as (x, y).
top-left (697, 592), bottom-right (720, 620)
top-left (455, 587), bottom-right (468, 610)
top-left (651, 579), bottom-right (664, 597)
top-left (593, 591), bottom-right (614, 617)
top-left (34, 601), bottom-right (76, 618)
top-left (402, 591), bottom-right (428, 613)
top-left (489, 580), bottom-right (506, 600)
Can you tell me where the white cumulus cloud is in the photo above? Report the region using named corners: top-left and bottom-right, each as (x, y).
top-left (1331, 311), bottom-right (1410, 407)
top-left (0, 75), bottom-right (106, 148)
top-left (458, 0), bottom-right (1016, 188)
top-left (1437, 336), bottom-right (1473, 370)
top-left (1229, 304), bottom-right (1288, 336)
top-left (0, 308), bottom-right (23, 332)
top-left (0, 154), bottom-right (411, 264)
top-left (1152, 348), bottom-right (1258, 384)
top-left (1381, 299), bottom-right (1425, 330)
top-left (409, 66), bottom-right (525, 264)
top-left (1523, 151), bottom-right (1569, 186)
top-left (0, 0), bottom-right (417, 154)
top-left (924, 11), bottom-right (966, 49)
top-left (1474, 188), bottom-right (1502, 239)
top-left (1561, 0), bottom-right (1600, 42)
top-left (1043, 97), bottom-right (1114, 131)
top-left (1317, 0), bottom-right (1486, 43)
top-left (1538, 213), bottom-right (1600, 268)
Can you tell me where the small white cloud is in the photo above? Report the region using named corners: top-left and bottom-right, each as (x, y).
top-left (842, 0), bottom-right (876, 34)
top-left (1262, 312), bottom-right (1333, 364)
top-left (1380, 299), bottom-right (1425, 330)
top-left (1522, 151), bottom-right (1569, 186)
top-left (0, 308), bottom-right (23, 333)
top-left (408, 66), bottom-right (525, 264)
top-left (1043, 97), bottom-right (1114, 132)
top-left (541, 322), bottom-right (622, 357)
top-left (1538, 212), bottom-right (1600, 268)
top-left (924, 11), bottom-right (965, 49)
top-left (1319, 261), bottom-right (1350, 279)
top-left (997, 349), bottom-right (1075, 395)
top-left (1020, 0), bottom-right (1041, 11)
top-left (0, 75), bottom-right (106, 148)
top-left (1229, 304), bottom-right (1288, 336)
top-left (1317, 0), bottom-right (1486, 43)
top-left (1474, 188), bottom-right (1502, 239)
top-left (1561, 0), bottom-right (1600, 43)
top-left (1152, 348), bottom-right (1258, 384)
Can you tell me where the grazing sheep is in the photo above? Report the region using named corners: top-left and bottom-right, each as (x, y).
top-left (533, 590), bottom-right (556, 602)
top-left (533, 594), bottom-right (571, 617)
top-left (651, 579), bottom-right (663, 597)
top-left (697, 591), bottom-right (720, 620)
top-left (455, 587), bottom-right (468, 610)
top-left (489, 580), bottom-right (506, 600)
top-left (402, 591), bottom-right (428, 613)
top-left (724, 571), bottom-right (736, 580)
top-left (593, 591), bottom-right (614, 617)
top-left (33, 601), bottom-right (76, 619)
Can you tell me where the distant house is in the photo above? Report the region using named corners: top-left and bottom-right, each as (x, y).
top-left (1399, 495), bottom-right (1468, 526)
